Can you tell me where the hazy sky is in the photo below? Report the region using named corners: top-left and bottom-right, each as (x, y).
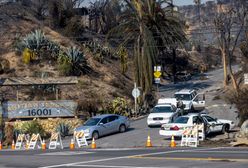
top-left (82, 0), bottom-right (210, 7)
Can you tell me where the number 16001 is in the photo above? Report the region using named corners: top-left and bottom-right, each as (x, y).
top-left (28, 109), bottom-right (52, 116)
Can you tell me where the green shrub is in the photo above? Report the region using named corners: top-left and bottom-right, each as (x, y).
top-left (57, 52), bottom-right (72, 76)
top-left (83, 41), bottom-right (116, 63)
top-left (20, 120), bottom-right (45, 137)
top-left (104, 97), bottom-right (131, 117)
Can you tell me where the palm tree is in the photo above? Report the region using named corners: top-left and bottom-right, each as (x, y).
top-left (109, 0), bottom-right (185, 101)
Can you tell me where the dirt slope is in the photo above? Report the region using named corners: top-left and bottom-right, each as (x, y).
top-left (0, 3), bottom-right (133, 111)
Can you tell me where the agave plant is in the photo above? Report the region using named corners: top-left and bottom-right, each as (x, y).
top-left (46, 41), bottom-right (60, 59)
top-left (16, 29), bottom-right (62, 62)
top-left (65, 46), bottom-right (84, 64)
top-left (22, 29), bottom-right (48, 52)
top-left (57, 46), bottom-right (87, 76)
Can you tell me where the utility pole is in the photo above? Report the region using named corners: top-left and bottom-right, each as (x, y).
top-left (170, 0), bottom-right (177, 84)
top-left (194, 0), bottom-right (202, 51)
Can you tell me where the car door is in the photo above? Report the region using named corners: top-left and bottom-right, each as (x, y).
top-left (98, 116), bottom-right (112, 136)
top-left (192, 94), bottom-right (205, 111)
top-left (203, 116), bottom-right (223, 132)
top-left (108, 115), bottom-right (119, 133)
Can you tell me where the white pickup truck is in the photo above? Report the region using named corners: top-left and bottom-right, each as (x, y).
top-left (174, 89), bottom-right (205, 112)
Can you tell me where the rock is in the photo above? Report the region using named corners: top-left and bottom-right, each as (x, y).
top-left (240, 120), bottom-right (248, 138)
top-left (230, 120), bottom-right (248, 146)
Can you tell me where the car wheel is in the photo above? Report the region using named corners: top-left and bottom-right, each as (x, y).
top-left (221, 124), bottom-right (230, 134)
top-left (119, 124), bottom-right (126, 133)
top-left (92, 131), bottom-right (99, 139)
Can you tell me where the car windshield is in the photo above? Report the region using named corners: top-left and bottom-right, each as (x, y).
top-left (175, 94), bottom-right (191, 101)
top-left (84, 118), bottom-right (101, 126)
top-left (151, 106), bottom-right (172, 113)
top-left (173, 116), bottom-right (189, 124)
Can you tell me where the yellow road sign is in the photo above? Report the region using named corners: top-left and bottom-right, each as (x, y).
top-left (154, 71), bottom-right (161, 78)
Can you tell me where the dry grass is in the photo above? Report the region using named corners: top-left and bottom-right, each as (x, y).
top-left (0, 3), bottom-right (133, 106)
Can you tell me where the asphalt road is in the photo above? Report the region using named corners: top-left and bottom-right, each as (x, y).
top-left (78, 66), bottom-right (239, 148)
top-left (40, 66), bottom-right (240, 149)
top-left (0, 147), bottom-right (247, 168)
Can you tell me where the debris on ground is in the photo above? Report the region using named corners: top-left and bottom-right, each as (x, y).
top-left (230, 120), bottom-right (248, 147)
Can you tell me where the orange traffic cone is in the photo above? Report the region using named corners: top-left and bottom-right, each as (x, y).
top-left (11, 140), bottom-right (15, 150)
top-left (170, 135), bottom-right (176, 148)
top-left (70, 138), bottom-right (75, 150)
top-left (0, 141), bottom-right (2, 150)
top-left (42, 139), bottom-right (46, 151)
top-left (91, 138), bottom-right (96, 149)
top-left (146, 134), bottom-right (152, 147)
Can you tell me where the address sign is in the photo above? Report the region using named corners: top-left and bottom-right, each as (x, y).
top-left (2, 100), bottom-right (77, 119)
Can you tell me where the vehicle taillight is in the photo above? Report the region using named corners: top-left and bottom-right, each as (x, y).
top-left (170, 126), bottom-right (179, 130)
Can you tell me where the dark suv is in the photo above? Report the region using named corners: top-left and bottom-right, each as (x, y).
top-left (176, 71), bottom-right (191, 81)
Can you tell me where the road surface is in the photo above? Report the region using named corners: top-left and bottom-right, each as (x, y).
top-left (80, 67), bottom-right (239, 148)
top-left (0, 147), bottom-right (247, 168)
top-left (3, 67), bottom-right (239, 149)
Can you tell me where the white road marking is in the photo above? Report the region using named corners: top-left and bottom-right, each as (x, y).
top-left (38, 151), bottom-right (94, 156)
top-left (87, 148), bottom-right (145, 151)
top-left (39, 147), bottom-right (225, 168)
top-left (72, 165), bottom-right (167, 168)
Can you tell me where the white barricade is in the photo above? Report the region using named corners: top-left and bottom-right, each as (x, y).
top-left (181, 127), bottom-right (192, 147)
top-left (197, 123), bottom-right (205, 141)
top-left (74, 131), bottom-right (88, 148)
top-left (49, 132), bottom-right (63, 149)
top-left (15, 134), bottom-right (25, 149)
top-left (187, 126), bottom-right (198, 147)
top-left (28, 133), bottom-right (42, 149)
top-left (181, 124), bottom-right (205, 147)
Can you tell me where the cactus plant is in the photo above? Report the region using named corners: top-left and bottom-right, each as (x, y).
top-left (22, 48), bottom-right (36, 64)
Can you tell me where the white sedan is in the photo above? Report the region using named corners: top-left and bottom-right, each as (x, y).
top-left (147, 103), bottom-right (180, 127)
top-left (159, 113), bottom-right (235, 137)
top-left (201, 114), bottom-right (235, 134)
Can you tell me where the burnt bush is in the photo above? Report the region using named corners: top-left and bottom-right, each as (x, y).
top-left (225, 87), bottom-right (248, 126)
